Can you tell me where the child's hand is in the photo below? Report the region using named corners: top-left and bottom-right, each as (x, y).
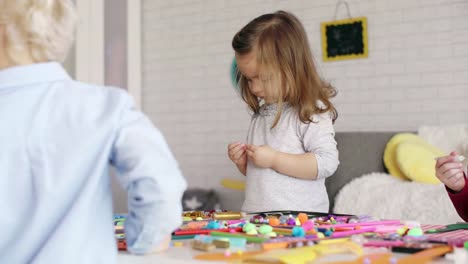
top-left (435, 152), bottom-right (466, 192)
top-left (246, 144), bottom-right (277, 168)
top-left (150, 235), bottom-right (171, 254)
top-left (228, 142), bottom-right (247, 167)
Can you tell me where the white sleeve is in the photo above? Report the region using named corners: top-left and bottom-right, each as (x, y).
top-left (299, 112), bottom-right (339, 179)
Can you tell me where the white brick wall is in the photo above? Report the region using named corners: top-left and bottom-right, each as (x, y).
top-left (141, 0), bottom-right (468, 189)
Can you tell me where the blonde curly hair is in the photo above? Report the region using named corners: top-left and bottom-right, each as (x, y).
top-left (0, 0), bottom-right (76, 64)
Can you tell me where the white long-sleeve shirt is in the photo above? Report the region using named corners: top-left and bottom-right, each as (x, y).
top-left (0, 62), bottom-right (187, 263)
top-left (242, 103), bottom-right (339, 213)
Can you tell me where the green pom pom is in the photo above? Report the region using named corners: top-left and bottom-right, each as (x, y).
top-left (246, 229), bottom-right (258, 235)
top-left (242, 223), bottom-right (256, 233)
top-left (407, 227), bottom-right (423, 237)
top-left (258, 225), bottom-right (273, 235)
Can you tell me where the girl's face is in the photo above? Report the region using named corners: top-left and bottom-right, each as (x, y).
top-left (236, 51), bottom-right (271, 102)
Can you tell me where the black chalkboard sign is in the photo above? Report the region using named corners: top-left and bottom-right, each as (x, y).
top-left (321, 17), bottom-right (368, 61)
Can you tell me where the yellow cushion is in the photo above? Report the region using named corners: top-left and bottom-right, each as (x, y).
top-left (395, 141), bottom-right (445, 184)
top-left (384, 133), bottom-right (426, 180)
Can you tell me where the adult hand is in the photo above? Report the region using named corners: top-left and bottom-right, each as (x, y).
top-left (435, 152), bottom-right (466, 192)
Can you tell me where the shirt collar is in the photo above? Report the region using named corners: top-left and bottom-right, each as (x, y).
top-left (259, 102), bottom-right (291, 116)
top-left (0, 62), bottom-right (71, 90)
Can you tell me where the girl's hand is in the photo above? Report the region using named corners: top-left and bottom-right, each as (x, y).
top-left (228, 142), bottom-right (247, 168)
top-left (246, 144), bottom-right (277, 168)
top-left (435, 152), bottom-right (466, 192)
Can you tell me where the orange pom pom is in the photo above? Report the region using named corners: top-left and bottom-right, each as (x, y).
top-left (268, 216), bottom-right (280, 226)
top-left (297, 213), bottom-right (308, 225)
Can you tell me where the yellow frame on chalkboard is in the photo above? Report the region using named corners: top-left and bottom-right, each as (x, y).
top-left (321, 17), bottom-right (368, 62)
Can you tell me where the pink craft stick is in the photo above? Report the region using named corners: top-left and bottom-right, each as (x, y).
top-left (226, 220), bottom-right (245, 225)
top-left (331, 227), bottom-right (376, 238)
top-left (320, 220), bottom-right (401, 228)
top-left (374, 225), bottom-right (407, 233)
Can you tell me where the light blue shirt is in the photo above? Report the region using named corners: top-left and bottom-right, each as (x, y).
top-left (0, 63), bottom-right (187, 263)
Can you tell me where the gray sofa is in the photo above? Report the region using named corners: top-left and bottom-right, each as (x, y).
top-left (325, 132), bottom-right (398, 212)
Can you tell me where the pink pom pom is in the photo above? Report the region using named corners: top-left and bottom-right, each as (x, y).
top-left (302, 220), bottom-right (315, 231)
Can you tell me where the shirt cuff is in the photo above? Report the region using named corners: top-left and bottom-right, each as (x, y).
top-left (446, 177), bottom-right (468, 200)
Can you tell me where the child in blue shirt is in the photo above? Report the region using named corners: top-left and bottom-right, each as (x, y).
top-left (0, 1), bottom-right (186, 263)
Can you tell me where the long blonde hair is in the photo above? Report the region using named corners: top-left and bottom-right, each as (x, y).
top-left (232, 11), bottom-right (337, 128)
top-left (0, 0), bottom-right (76, 64)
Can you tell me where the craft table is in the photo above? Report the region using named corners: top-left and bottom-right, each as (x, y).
top-left (117, 245), bottom-right (454, 264)
top-left (115, 213), bottom-right (465, 263)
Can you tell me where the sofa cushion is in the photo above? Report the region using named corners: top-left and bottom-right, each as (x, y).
top-left (396, 141), bottom-right (444, 184)
top-left (383, 133), bottom-right (424, 180)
